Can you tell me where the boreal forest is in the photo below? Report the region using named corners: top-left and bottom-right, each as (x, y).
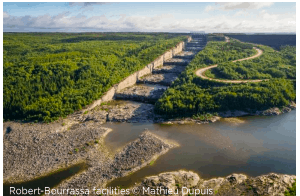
top-left (154, 41), bottom-right (296, 117)
top-left (205, 45), bottom-right (296, 80)
top-left (3, 33), bottom-right (187, 122)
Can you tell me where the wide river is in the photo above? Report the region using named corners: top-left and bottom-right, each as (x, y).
top-left (105, 110), bottom-right (296, 188)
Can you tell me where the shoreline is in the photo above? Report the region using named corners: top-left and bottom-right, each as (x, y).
top-left (3, 100), bottom-right (296, 126)
top-left (152, 101), bottom-right (296, 125)
top-left (3, 102), bottom-right (296, 194)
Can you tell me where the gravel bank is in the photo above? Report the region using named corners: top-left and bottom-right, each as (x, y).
top-left (3, 122), bottom-right (111, 184)
top-left (51, 131), bottom-right (178, 194)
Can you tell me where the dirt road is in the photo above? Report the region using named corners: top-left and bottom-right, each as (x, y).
top-left (195, 47), bottom-right (266, 83)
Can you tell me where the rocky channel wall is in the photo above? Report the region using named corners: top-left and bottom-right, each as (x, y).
top-left (82, 37), bottom-right (191, 112)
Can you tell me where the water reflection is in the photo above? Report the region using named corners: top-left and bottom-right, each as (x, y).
top-left (105, 110), bottom-right (296, 188)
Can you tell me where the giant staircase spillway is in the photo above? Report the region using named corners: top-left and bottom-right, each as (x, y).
top-left (114, 32), bottom-right (207, 104)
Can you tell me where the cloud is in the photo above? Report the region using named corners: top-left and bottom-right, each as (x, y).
top-left (69, 2), bottom-right (109, 7)
top-left (3, 11), bottom-right (296, 33)
top-left (205, 2), bottom-right (274, 12)
top-left (259, 9), bottom-right (278, 20)
top-left (218, 2), bottom-right (274, 10)
top-left (204, 5), bottom-right (215, 12)
top-left (234, 10), bottom-right (249, 17)
top-left (3, 11), bottom-right (9, 18)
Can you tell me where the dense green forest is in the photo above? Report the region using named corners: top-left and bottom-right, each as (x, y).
top-left (155, 40), bottom-right (296, 117)
top-left (4, 33), bottom-right (187, 122)
top-left (205, 45), bottom-right (296, 80)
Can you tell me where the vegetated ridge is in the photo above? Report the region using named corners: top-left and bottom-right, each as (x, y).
top-left (155, 39), bottom-right (296, 118)
top-left (206, 45), bottom-right (295, 81)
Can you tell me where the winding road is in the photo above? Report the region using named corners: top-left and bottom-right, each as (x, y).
top-left (195, 47), bottom-right (267, 83)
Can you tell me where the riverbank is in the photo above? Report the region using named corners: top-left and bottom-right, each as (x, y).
top-left (72, 99), bottom-right (296, 125)
top-left (3, 121), bottom-right (179, 191)
top-left (3, 105), bottom-right (296, 194)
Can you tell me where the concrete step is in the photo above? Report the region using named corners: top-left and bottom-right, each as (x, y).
top-left (114, 84), bottom-right (168, 104)
top-left (153, 65), bottom-right (186, 74)
top-left (185, 47), bottom-right (204, 51)
top-left (163, 58), bottom-right (190, 66)
top-left (188, 41), bottom-right (204, 44)
top-left (186, 43), bottom-right (207, 47)
top-left (192, 38), bottom-right (207, 40)
top-left (173, 51), bottom-right (196, 59)
top-left (137, 73), bottom-right (179, 86)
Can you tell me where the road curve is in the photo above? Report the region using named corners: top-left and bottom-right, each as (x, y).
top-left (195, 47), bottom-right (267, 83)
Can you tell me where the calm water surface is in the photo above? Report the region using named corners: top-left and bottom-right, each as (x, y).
top-left (105, 110), bottom-right (296, 188)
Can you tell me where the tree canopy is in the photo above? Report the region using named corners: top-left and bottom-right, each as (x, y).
top-left (4, 32), bottom-right (187, 122)
top-left (155, 40), bottom-right (296, 117)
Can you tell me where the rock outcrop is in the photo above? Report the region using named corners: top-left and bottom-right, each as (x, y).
top-left (130, 170), bottom-right (296, 196)
top-left (219, 102), bottom-right (296, 118)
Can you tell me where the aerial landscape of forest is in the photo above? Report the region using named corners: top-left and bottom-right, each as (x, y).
top-left (3, 2), bottom-right (296, 196)
top-left (3, 33), bottom-right (187, 122)
top-left (3, 31), bottom-right (297, 196)
top-left (155, 39), bottom-right (296, 118)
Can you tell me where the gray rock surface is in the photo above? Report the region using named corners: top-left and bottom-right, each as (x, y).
top-left (51, 131), bottom-right (178, 194)
top-left (3, 122), bottom-right (111, 183)
top-left (110, 131), bottom-right (178, 178)
top-left (174, 51), bottom-right (195, 59)
top-left (138, 73), bottom-right (179, 86)
top-left (163, 58), bottom-right (190, 66)
top-left (130, 171), bottom-right (296, 196)
top-left (219, 103), bottom-right (296, 118)
top-left (115, 84), bottom-right (167, 103)
top-left (153, 65), bottom-right (186, 74)
top-left (87, 100), bottom-right (157, 123)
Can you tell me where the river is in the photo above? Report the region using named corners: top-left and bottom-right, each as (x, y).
top-left (105, 110), bottom-right (296, 188)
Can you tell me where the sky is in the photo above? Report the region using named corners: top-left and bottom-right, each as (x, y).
top-left (3, 2), bottom-right (296, 33)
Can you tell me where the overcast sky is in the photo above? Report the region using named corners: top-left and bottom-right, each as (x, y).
top-left (3, 2), bottom-right (296, 33)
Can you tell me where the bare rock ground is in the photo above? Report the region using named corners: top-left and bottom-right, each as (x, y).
top-left (3, 122), bottom-right (111, 184)
top-left (163, 58), bottom-right (190, 66)
top-left (115, 84), bottom-right (167, 103)
top-left (107, 102), bottom-right (157, 123)
top-left (218, 102), bottom-right (296, 118)
top-left (50, 131), bottom-right (179, 194)
top-left (152, 65), bottom-right (186, 74)
top-left (71, 100), bottom-right (166, 124)
top-left (173, 51), bottom-right (195, 59)
top-left (129, 170), bottom-right (295, 196)
top-left (138, 73), bottom-right (179, 86)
